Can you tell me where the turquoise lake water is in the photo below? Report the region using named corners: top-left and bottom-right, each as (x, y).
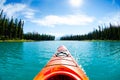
top-left (0, 41), bottom-right (120, 80)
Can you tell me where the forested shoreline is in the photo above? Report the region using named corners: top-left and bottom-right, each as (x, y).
top-left (0, 10), bottom-right (55, 41)
top-left (1, 9), bottom-right (120, 41)
top-left (24, 32), bottom-right (55, 40)
top-left (60, 24), bottom-right (120, 40)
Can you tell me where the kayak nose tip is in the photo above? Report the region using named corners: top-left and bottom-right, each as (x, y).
top-left (57, 45), bottom-right (68, 52)
top-left (58, 45), bottom-right (66, 49)
top-left (59, 45), bottom-right (66, 47)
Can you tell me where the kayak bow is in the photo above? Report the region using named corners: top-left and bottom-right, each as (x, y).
top-left (34, 45), bottom-right (89, 80)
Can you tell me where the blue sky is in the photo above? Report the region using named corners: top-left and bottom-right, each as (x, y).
top-left (0, 0), bottom-right (120, 37)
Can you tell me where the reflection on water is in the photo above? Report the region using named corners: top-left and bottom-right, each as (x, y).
top-left (0, 41), bottom-right (120, 80)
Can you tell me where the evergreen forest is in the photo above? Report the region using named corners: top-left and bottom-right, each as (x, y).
top-left (0, 10), bottom-right (55, 41)
top-left (60, 24), bottom-right (120, 40)
top-left (0, 10), bottom-right (24, 40)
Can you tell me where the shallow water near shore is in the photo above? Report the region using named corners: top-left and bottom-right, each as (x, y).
top-left (0, 41), bottom-right (120, 80)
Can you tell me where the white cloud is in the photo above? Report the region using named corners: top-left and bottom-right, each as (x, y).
top-left (0, 0), bottom-right (6, 8)
top-left (31, 14), bottom-right (95, 27)
top-left (2, 3), bottom-right (26, 17)
top-left (69, 0), bottom-right (83, 8)
top-left (23, 9), bottom-right (35, 19)
top-left (0, 0), bottom-right (35, 19)
top-left (98, 12), bottom-right (120, 26)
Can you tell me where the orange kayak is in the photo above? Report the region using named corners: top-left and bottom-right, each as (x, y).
top-left (34, 45), bottom-right (89, 80)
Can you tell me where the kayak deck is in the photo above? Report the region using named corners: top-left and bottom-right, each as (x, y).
top-left (34, 45), bottom-right (89, 80)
